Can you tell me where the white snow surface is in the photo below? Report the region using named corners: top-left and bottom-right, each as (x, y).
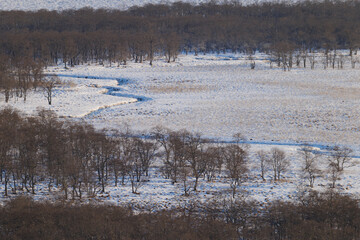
top-left (0, 67), bottom-right (137, 118)
top-left (1, 52), bottom-right (360, 207)
top-left (43, 54), bottom-right (360, 150)
top-left (0, 0), bottom-right (220, 11)
top-left (2, 52), bottom-right (360, 148)
top-left (0, 0), bottom-right (298, 11)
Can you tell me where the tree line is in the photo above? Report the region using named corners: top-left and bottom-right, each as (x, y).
top-left (1, 190), bottom-right (360, 239)
top-left (0, 107), bottom-right (355, 200)
top-left (0, 0), bottom-right (359, 66)
top-left (0, 54), bottom-right (61, 103)
top-left (1, 1), bottom-right (360, 102)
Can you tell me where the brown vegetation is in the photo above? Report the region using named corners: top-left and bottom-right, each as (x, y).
top-left (1, 190), bottom-right (360, 239)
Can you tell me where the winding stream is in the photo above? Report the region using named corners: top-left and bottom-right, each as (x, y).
top-left (50, 73), bottom-right (360, 158)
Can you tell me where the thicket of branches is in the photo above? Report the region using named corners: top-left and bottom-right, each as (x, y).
top-left (1, 190), bottom-right (360, 240)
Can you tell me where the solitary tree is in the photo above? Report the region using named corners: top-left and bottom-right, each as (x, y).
top-left (42, 76), bottom-right (61, 105)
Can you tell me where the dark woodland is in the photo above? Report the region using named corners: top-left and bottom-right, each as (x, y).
top-left (1, 190), bottom-right (360, 240)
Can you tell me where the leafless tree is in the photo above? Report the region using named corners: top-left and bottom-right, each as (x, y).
top-left (91, 131), bottom-right (113, 193)
top-left (17, 117), bottom-right (41, 194)
top-left (247, 54), bottom-right (256, 69)
top-left (328, 146), bottom-right (354, 172)
top-left (117, 131), bottom-right (134, 186)
top-left (327, 146), bottom-right (354, 188)
top-left (163, 32), bottom-right (180, 63)
top-left (167, 130), bottom-right (188, 184)
top-left (256, 150), bottom-right (269, 181)
top-left (299, 145), bottom-right (321, 188)
top-left (185, 133), bottom-right (207, 191)
top-left (0, 108), bottom-right (22, 196)
top-left (134, 137), bottom-right (158, 177)
top-left (128, 154), bottom-right (144, 194)
top-left (269, 148), bottom-right (289, 181)
top-left (223, 144), bottom-right (248, 198)
top-left (178, 163), bottom-right (192, 196)
top-left (204, 146), bottom-right (222, 182)
top-left (41, 76), bottom-right (61, 105)
top-left (152, 126), bottom-right (173, 179)
top-left (309, 52), bottom-right (316, 70)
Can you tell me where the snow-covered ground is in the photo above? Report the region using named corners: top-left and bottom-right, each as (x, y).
top-left (0, 69), bottom-right (137, 118)
top-left (1, 143), bottom-right (359, 209)
top-left (1, 52), bottom-right (360, 206)
top-left (0, 0), bottom-right (299, 11)
top-left (0, 0), bottom-right (199, 11)
top-left (40, 53), bottom-right (360, 151)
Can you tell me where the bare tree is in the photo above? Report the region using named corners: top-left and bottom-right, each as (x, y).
top-left (329, 146), bottom-right (354, 172)
top-left (110, 137), bottom-right (122, 187)
top-left (185, 133), bottom-right (207, 191)
top-left (247, 54), bottom-right (256, 69)
top-left (269, 148), bottom-right (289, 181)
top-left (36, 108), bottom-right (66, 192)
top-left (167, 130), bottom-right (188, 184)
top-left (256, 150), bottom-right (269, 181)
top-left (0, 108), bottom-right (22, 196)
top-left (18, 117), bottom-right (41, 194)
top-left (178, 162), bottom-right (192, 196)
top-left (299, 145), bottom-right (321, 188)
top-left (91, 131), bottom-right (112, 193)
top-left (327, 146), bottom-right (354, 188)
top-left (128, 154), bottom-right (144, 194)
top-left (204, 146), bottom-right (222, 182)
top-left (223, 144), bottom-right (248, 198)
top-left (117, 131), bottom-right (134, 186)
top-left (152, 126), bottom-right (173, 179)
top-left (134, 137), bottom-right (158, 177)
top-left (0, 56), bottom-right (15, 103)
top-left (163, 32), bottom-right (180, 63)
top-left (41, 76), bottom-right (61, 105)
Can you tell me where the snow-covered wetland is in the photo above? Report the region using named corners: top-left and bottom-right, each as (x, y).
top-left (1, 53), bottom-right (360, 208)
top-left (43, 53), bottom-right (360, 148)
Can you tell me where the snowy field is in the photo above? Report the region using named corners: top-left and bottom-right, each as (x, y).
top-left (0, 0), bottom-right (204, 11)
top-left (44, 53), bottom-right (360, 150)
top-left (1, 52), bottom-right (360, 206)
top-left (0, 0), bottom-right (300, 11)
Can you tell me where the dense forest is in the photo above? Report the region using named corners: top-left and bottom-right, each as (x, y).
top-left (0, 0), bottom-right (359, 62)
top-left (1, 191), bottom-right (360, 240)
